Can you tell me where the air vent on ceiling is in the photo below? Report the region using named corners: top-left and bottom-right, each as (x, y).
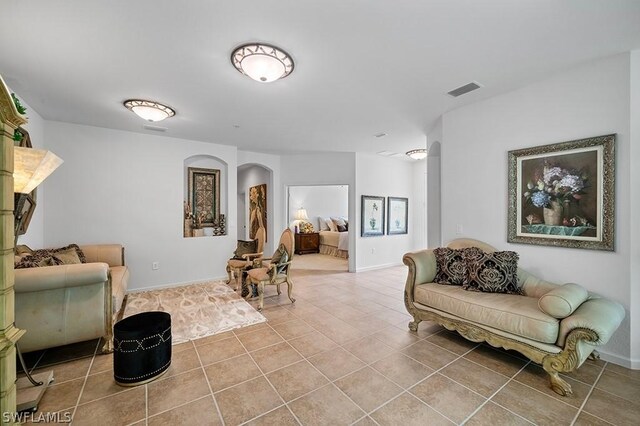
top-left (143, 124), bottom-right (167, 132)
top-left (374, 132), bottom-right (387, 138)
top-left (447, 82), bottom-right (482, 98)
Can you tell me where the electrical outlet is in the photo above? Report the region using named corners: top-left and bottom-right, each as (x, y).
top-left (371, 248), bottom-right (375, 254)
top-left (456, 224), bottom-right (463, 235)
top-left (152, 262), bottom-right (159, 270)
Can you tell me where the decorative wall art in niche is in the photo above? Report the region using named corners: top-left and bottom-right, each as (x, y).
top-left (249, 184), bottom-right (267, 242)
top-left (507, 134), bottom-right (615, 251)
top-left (184, 167), bottom-right (226, 237)
top-left (361, 195), bottom-right (385, 237)
top-left (387, 197), bottom-right (408, 235)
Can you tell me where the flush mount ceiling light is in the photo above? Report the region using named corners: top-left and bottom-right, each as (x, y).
top-left (406, 149), bottom-right (428, 160)
top-left (123, 99), bottom-right (176, 122)
top-left (231, 43), bottom-right (294, 83)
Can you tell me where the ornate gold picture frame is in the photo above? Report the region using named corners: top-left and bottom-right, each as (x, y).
top-left (507, 134), bottom-right (615, 251)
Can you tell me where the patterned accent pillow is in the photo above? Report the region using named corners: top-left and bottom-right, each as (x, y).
top-left (462, 248), bottom-right (523, 295)
top-left (233, 240), bottom-right (257, 259)
top-left (276, 250), bottom-right (289, 275)
top-left (15, 253), bottom-right (63, 269)
top-left (433, 247), bottom-right (468, 285)
top-left (31, 244), bottom-right (87, 264)
top-left (271, 243), bottom-right (288, 265)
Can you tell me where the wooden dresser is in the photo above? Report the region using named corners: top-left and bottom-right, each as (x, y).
top-left (295, 232), bottom-right (320, 255)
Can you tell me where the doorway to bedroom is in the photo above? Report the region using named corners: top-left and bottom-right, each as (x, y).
top-left (287, 185), bottom-right (350, 273)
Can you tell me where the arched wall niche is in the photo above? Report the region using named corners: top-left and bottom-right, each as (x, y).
top-left (237, 163), bottom-right (274, 252)
top-left (183, 154), bottom-right (228, 237)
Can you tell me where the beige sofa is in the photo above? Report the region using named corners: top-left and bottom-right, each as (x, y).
top-left (403, 238), bottom-right (625, 396)
top-left (14, 244), bottom-right (129, 353)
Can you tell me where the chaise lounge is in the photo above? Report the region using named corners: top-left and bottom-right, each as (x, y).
top-left (403, 238), bottom-right (625, 396)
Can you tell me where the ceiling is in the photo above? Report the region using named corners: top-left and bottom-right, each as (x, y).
top-left (1, 1), bottom-right (639, 155)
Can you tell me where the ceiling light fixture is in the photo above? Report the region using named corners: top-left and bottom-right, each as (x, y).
top-left (123, 99), bottom-right (176, 122)
top-left (231, 43), bottom-right (294, 83)
top-left (406, 149), bottom-right (428, 160)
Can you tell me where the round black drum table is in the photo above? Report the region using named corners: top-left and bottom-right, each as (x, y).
top-left (113, 311), bottom-right (172, 386)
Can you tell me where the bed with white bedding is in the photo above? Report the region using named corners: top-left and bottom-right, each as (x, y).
top-left (319, 231), bottom-right (349, 258)
top-left (317, 216), bottom-right (349, 258)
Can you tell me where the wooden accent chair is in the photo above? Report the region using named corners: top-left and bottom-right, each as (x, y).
top-left (226, 226), bottom-right (265, 291)
top-left (246, 228), bottom-right (295, 311)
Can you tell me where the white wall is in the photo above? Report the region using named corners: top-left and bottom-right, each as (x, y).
top-left (441, 53), bottom-right (633, 365)
top-left (43, 121), bottom-right (237, 290)
top-left (630, 50), bottom-right (640, 366)
top-left (288, 185), bottom-right (348, 231)
top-left (426, 142), bottom-right (441, 248)
top-left (355, 153), bottom-right (415, 271)
top-left (411, 160), bottom-right (427, 251)
top-left (12, 93), bottom-right (46, 248)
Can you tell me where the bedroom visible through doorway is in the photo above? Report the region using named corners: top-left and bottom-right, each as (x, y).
top-left (287, 185), bottom-right (349, 272)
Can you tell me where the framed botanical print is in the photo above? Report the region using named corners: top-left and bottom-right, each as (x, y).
top-left (387, 197), bottom-right (408, 235)
top-left (361, 195), bottom-right (385, 237)
top-left (507, 134), bottom-right (615, 250)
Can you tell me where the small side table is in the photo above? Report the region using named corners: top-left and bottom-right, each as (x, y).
top-left (295, 232), bottom-right (320, 255)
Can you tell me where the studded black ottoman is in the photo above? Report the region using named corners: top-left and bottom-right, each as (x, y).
top-left (113, 311), bottom-right (172, 386)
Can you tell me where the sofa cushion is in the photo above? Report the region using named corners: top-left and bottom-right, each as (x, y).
top-left (462, 248), bottom-right (522, 295)
top-left (538, 283), bottom-right (589, 319)
top-left (433, 247), bottom-right (467, 285)
top-left (414, 283), bottom-right (559, 343)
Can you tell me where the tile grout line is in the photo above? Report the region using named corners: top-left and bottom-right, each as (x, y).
top-left (569, 361), bottom-right (608, 426)
top-left (233, 325), bottom-right (302, 426)
top-left (460, 360), bottom-right (535, 425)
top-left (192, 339), bottom-right (226, 426)
top-left (70, 338), bottom-right (101, 423)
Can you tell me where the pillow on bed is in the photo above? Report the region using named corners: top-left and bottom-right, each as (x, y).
top-left (325, 218), bottom-right (338, 232)
top-left (318, 217), bottom-right (330, 231)
top-left (331, 217), bottom-right (346, 230)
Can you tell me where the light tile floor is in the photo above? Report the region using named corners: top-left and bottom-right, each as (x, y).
top-left (18, 255), bottom-right (640, 425)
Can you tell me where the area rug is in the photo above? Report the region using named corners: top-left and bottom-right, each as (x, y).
top-left (122, 281), bottom-right (266, 344)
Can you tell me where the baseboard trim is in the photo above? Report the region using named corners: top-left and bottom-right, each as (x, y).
top-left (597, 349), bottom-right (640, 370)
top-left (127, 276), bottom-right (228, 293)
top-left (355, 262), bottom-right (403, 272)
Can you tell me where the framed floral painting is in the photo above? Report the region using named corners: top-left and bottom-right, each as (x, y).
top-left (507, 134), bottom-right (615, 250)
top-left (387, 197), bottom-right (408, 235)
top-left (361, 195), bottom-right (385, 237)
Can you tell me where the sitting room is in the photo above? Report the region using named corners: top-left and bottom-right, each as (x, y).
top-left (1, 1), bottom-right (639, 425)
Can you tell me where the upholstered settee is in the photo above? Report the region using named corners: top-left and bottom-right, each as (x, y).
top-left (14, 244), bottom-right (129, 353)
top-left (403, 238), bottom-right (625, 396)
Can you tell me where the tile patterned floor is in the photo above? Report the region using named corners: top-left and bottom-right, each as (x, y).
top-left (18, 255), bottom-right (640, 425)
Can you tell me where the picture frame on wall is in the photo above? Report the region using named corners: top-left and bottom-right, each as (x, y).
top-left (387, 197), bottom-right (408, 235)
top-left (507, 134), bottom-right (615, 251)
top-left (361, 195), bottom-right (385, 237)
top-left (188, 167), bottom-right (220, 227)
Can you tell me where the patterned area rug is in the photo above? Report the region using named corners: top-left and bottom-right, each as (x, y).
top-left (122, 281), bottom-right (266, 344)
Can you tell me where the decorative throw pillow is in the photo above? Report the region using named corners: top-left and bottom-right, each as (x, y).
top-left (462, 248), bottom-right (523, 295)
top-left (276, 250), bottom-right (289, 274)
top-left (15, 253), bottom-right (63, 269)
top-left (233, 240), bottom-right (257, 259)
top-left (325, 218), bottom-right (338, 232)
top-left (337, 224), bottom-right (347, 232)
top-left (15, 245), bottom-right (33, 256)
top-left (32, 244), bottom-right (87, 264)
top-left (433, 247), bottom-right (468, 285)
top-left (52, 246), bottom-right (82, 264)
top-left (318, 217), bottom-right (330, 231)
top-left (271, 243), bottom-right (287, 263)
